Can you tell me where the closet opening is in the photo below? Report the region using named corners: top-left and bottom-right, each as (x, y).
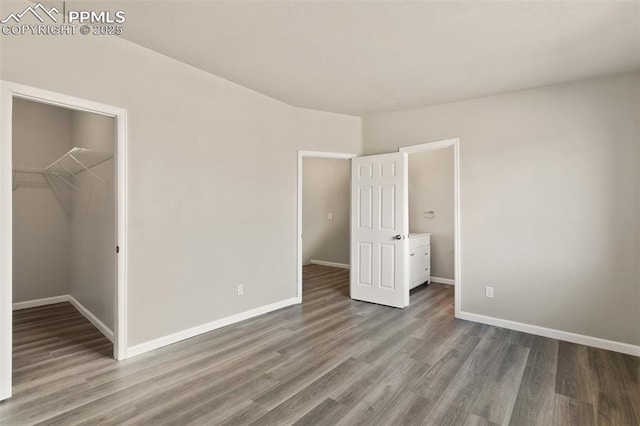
top-left (297, 151), bottom-right (356, 303)
top-left (1, 81), bottom-right (128, 400)
top-left (12, 97), bottom-right (116, 372)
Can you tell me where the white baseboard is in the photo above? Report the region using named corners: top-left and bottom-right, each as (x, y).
top-left (13, 295), bottom-right (114, 342)
top-left (458, 311), bottom-right (640, 357)
top-left (125, 297), bottom-right (299, 359)
top-left (431, 277), bottom-right (455, 285)
top-left (67, 296), bottom-right (114, 342)
top-left (310, 260), bottom-right (350, 269)
top-left (13, 295), bottom-right (69, 310)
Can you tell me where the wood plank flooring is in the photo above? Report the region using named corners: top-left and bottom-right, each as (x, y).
top-left (1, 264), bottom-right (638, 425)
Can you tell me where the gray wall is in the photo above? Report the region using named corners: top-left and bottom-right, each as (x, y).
top-left (0, 11), bottom-right (362, 347)
top-left (12, 99), bottom-right (72, 302)
top-left (409, 148), bottom-right (454, 279)
top-left (363, 72), bottom-right (640, 346)
top-left (302, 158), bottom-right (350, 266)
top-left (8, 0), bottom-right (635, 351)
top-left (70, 111), bottom-right (115, 330)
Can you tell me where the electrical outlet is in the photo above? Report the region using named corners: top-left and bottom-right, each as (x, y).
top-left (327, 213), bottom-right (334, 220)
top-left (237, 284), bottom-right (244, 296)
top-left (485, 286), bottom-right (494, 298)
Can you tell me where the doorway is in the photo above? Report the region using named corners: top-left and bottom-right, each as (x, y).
top-left (296, 141), bottom-right (460, 314)
top-left (296, 151), bottom-right (356, 302)
top-left (345, 140), bottom-right (461, 312)
top-left (0, 81), bottom-right (128, 401)
top-left (400, 139), bottom-right (461, 316)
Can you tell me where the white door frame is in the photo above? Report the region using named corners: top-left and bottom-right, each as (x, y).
top-left (399, 138), bottom-right (461, 318)
top-left (0, 80), bottom-right (128, 400)
top-left (296, 150), bottom-right (357, 302)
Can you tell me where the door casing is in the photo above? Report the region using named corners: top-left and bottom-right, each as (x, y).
top-left (399, 138), bottom-right (461, 318)
top-left (0, 80), bottom-right (129, 401)
top-left (296, 151), bottom-right (356, 302)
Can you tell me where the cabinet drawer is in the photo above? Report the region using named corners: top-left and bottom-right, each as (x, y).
top-left (409, 234), bottom-right (430, 248)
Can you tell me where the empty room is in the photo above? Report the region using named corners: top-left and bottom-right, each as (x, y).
top-left (0, 1), bottom-right (638, 425)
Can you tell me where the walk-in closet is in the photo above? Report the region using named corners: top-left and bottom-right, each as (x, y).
top-left (12, 97), bottom-right (116, 373)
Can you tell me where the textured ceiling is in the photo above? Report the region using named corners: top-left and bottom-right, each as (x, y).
top-left (69, 1), bottom-right (640, 115)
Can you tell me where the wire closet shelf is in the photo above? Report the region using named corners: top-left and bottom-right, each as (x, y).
top-left (12, 147), bottom-right (113, 214)
top-left (43, 147), bottom-right (113, 190)
top-left (12, 167), bottom-right (48, 191)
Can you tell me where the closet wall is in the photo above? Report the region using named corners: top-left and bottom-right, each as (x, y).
top-left (70, 112), bottom-right (115, 330)
top-left (12, 99), bottom-right (72, 302)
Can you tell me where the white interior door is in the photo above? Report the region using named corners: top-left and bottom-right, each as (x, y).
top-left (350, 152), bottom-right (409, 308)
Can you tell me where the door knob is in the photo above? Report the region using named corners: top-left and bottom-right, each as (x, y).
top-left (394, 235), bottom-right (402, 240)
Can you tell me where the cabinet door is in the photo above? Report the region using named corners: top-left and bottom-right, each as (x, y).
top-left (420, 245), bottom-right (431, 282)
top-left (408, 249), bottom-right (418, 287)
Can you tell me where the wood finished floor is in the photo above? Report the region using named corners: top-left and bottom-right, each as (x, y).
top-left (1, 264), bottom-right (639, 425)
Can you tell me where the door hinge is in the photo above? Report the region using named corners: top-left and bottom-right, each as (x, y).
top-left (116, 245), bottom-right (120, 254)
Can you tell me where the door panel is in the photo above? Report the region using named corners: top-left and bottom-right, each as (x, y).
top-left (358, 242), bottom-right (373, 286)
top-left (379, 243), bottom-right (396, 289)
top-left (380, 185), bottom-right (396, 229)
top-left (358, 187), bottom-right (372, 229)
top-left (350, 152), bottom-right (408, 308)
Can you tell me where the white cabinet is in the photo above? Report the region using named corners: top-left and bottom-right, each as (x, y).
top-left (409, 233), bottom-right (430, 290)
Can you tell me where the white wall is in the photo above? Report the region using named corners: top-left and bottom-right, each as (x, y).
top-left (364, 72), bottom-right (640, 346)
top-left (70, 111), bottom-right (115, 330)
top-left (408, 148), bottom-right (454, 279)
top-left (302, 158), bottom-right (350, 266)
top-left (0, 11), bottom-right (361, 347)
top-left (12, 99), bottom-right (72, 302)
